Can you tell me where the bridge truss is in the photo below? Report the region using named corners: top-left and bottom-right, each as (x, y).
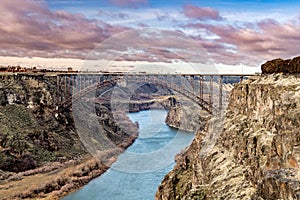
top-left (55, 73), bottom-right (254, 115)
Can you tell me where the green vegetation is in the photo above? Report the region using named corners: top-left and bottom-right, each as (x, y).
top-left (0, 77), bottom-right (86, 172)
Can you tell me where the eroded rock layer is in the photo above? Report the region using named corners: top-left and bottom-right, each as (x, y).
top-left (165, 104), bottom-right (209, 132)
top-left (0, 75), bottom-right (138, 199)
top-left (156, 74), bottom-right (300, 200)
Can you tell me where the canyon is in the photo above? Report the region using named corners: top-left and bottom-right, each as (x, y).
top-left (156, 73), bottom-right (300, 199)
top-left (0, 61), bottom-right (299, 200)
top-left (0, 76), bottom-right (140, 199)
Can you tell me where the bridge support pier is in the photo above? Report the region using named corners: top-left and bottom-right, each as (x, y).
top-left (190, 75), bottom-right (195, 94)
top-left (77, 75), bottom-right (80, 91)
top-left (56, 76), bottom-right (60, 105)
top-left (219, 75), bottom-right (223, 110)
top-left (209, 75), bottom-right (213, 113)
top-left (64, 76), bottom-right (67, 99)
top-left (199, 75), bottom-right (203, 110)
top-left (67, 76), bottom-right (71, 98)
top-left (72, 75), bottom-right (76, 95)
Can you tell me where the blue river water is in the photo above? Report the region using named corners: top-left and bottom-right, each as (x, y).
top-left (63, 110), bottom-right (194, 200)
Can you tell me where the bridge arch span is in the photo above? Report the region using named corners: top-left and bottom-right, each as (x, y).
top-left (57, 75), bottom-right (215, 114)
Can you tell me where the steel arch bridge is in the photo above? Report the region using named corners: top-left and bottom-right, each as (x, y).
top-left (54, 73), bottom-right (255, 115)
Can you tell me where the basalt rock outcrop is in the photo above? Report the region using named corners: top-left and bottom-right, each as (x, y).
top-left (165, 104), bottom-right (209, 132)
top-left (261, 56), bottom-right (300, 74)
top-left (156, 74), bottom-right (300, 200)
top-left (0, 75), bottom-right (139, 199)
top-left (0, 76), bottom-right (84, 173)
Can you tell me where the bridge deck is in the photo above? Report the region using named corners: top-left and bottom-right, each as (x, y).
top-left (1, 72), bottom-right (258, 77)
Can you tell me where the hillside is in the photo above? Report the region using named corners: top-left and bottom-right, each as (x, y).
top-left (0, 75), bottom-right (138, 199)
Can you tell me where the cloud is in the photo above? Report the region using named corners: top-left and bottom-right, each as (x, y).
top-left (98, 9), bottom-right (129, 19)
top-left (109, 0), bottom-right (148, 8)
top-left (0, 1), bottom-right (212, 65)
top-left (84, 28), bottom-right (213, 68)
top-left (137, 23), bottom-right (149, 27)
top-left (181, 17), bottom-right (300, 66)
top-left (2, 0), bottom-right (300, 69)
top-left (182, 5), bottom-right (222, 20)
top-left (156, 13), bottom-right (169, 21)
top-left (211, 21), bottom-right (299, 59)
top-left (0, 0), bottom-right (129, 60)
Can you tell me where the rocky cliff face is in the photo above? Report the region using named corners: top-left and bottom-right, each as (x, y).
top-left (0, 75), bottom-right (139, 199)
top-left (0, 75), bottom-right (84, 172)
top-left (156, 74), bottom-right (300, 200)
top-left (165, 104), bottom-right (209, 132)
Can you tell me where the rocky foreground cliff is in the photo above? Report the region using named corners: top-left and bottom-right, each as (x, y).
top-left (0, 75), bottom-right (138, 199)
top-left (156, 73), bottom-right (300, 200)
top-left (0, 75), bottom-right (177, 199)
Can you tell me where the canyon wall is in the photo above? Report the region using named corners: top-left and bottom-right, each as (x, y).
top-left (156, 74), bottom-right (300, 200)
top-left (0, 75), bottom-right (137, 172)
top-left (165, 104), bottom-right (209, 132)
top-left (0, 76), bottom-right (84, 172)
top-left (0, 75), bottom-right (138, 199)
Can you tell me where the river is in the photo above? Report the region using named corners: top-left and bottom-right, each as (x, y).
top-left (63, 110), bottom-right (194, 200)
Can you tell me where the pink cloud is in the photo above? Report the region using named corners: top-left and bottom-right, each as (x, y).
top-left (2, 0), bottom-right (300, 68)
top-left (0, 0), bottom-right (129, 60)
top-left (183, 5), bottom-right (222, 20)
top-left (182, 17), bottom-right (300, 66)
top-left (109, 0), bottom-right (148, 8)
top-left (84, 29), bottom-right (214, 65)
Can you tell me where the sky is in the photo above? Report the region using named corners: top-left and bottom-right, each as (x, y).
top-left (1, 0), bottom-right (300, 73)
